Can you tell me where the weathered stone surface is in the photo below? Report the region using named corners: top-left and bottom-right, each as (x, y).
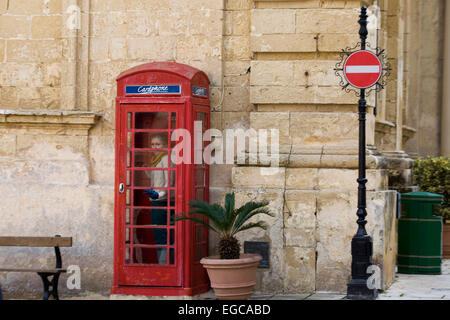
top-left (284, 247), bottom-right (316, 293)
top-left (251, 61), bottom-right (294, 86)
top-left (91, 0), bottom-right (127, 12)
top-left (0, 0), bottom-right (428, 298)
top-left (7, 0), bottom-right (45, 14)
top-left (255, 0), bottom-right (320, 9)
top-left (46, 0), bottom-right (62, 14)
top-left (257, 247), bottom-right (284, 293)
top-left (250, 112), bottom-right (290, 145)
top-left (224, 36), bottom-right (250, 60)
top-left (315, 190), bottom-right (397, 292)
top-left (232, 167), bottom-right (285, 189)
top-left (226, 10), bottom-right (250, 36)
top-left (251, 34), bottom-right (316, 53)
top-left (32, 16), bottom-right (62, 39)
top-left (0, 184), bottom-right (114, 297)
top-left (189, 9), bottom-right (224, 36)
top-left (284, 190), bottom-right (317, 250)
top-left (290, 112), bottom-right (359, 146)
top-left (0, 40), bottom-right (4, 62)
top-left (318, 34), bottom-right (359, 52)
top-left (0, 16), bottom-right (31, 38)
top-left (251, 9), bottom-right (296, 34)
top-left (226, 0), bottom-right (252, 10)
top-left (250, 86), bottom-right (356, 105)
top-left (285, 168), bottom-right (318, 190)
top-left (7, 40), bottom-right (62, 62)
top-left (16, 135), bottom-right (87, 160)
top-left (295, 9), bottom-right (359, 34)
top-left (284, 191), bottom-right (317, 228)
top-left (0, 158), bottom-right (89, 185)
top-left (0, 63), bottom-right (44, 87)
top-left (222, 86), bottom-right (252, 112)
top-left (88, 135), bottom-right (116, 185)
top-left (317, 169), bottom-right (388, 191)
top-left (0, 134), bottom-right (16, 156)
top-left (293, 61), bottom-right (339, 86)
top-left (234, 188), bottom-right (284, 249)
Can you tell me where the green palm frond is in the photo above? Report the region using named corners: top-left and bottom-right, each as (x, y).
top-left (173, 215), bottom-right (219, 234)
top-left (232, 208), bottom-right (274, 236)
top-left (232, 201), bottom-right (272, 235)
top-left (175, 192), bottom-right (273, 239)
top-left (235, 221), bottom-right (269, 233)
top-left (223, 192), bottom-right (237, 233)
top-left (181, 200), bottom-right (226, 229)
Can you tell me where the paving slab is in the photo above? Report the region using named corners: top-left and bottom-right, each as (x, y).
top-left (269, 294), bottom-right (311, 300)
top-left (250, 293), bottom-right (275, 300)
top-left (378, 259), bottom-right (450, 300)
top-left (5, 260), bottom-right (450, 300)
top-left (305, 292), bottom-right (346, 300)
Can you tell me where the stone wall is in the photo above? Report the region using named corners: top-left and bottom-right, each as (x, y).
top-left (0, 0), bottom-right (62, 109)
top-left (0, 0), bottom-right (225, 298)
top-left (0, 0), bottom-right (443, 297)
top-left (225, 0), bottom-right (398, 294)
top-left (402, 0), bottom-right (445, 158)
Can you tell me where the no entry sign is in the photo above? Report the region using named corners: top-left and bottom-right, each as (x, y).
top-left (343, 50), bottom-right (382, 89)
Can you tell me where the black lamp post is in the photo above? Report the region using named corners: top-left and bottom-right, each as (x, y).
top-left (346, 6), bottom-right (378, 300)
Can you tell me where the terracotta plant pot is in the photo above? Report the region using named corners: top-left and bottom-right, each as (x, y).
top-left (200, 253), bottom-right (262, 300)
top-left (443, 221), bottom-right (450, 259)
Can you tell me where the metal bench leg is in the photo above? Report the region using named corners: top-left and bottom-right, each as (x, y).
top-left (38, 272), bottom-right (61, 300)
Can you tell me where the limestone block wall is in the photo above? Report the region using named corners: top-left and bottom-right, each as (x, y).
top-left (232, 166), bottom-right (397, 293)
top-left (0, 0), bottom-right (226, 297)
top-left (0, 0), bottom-right (62, 109)
top-left (85, 0), bottom-right (225, 190)
top-left (373, 0), bottom-right (444, 192)
top-left (0, 0), bottom-right (442, 298)
top-left (0, 110), bottom-right (108, 297)
top-left (227, 0), bottom-right (399, 294)
top-left (375, 0), bottom-right (445, 158)
top-left (403, 0), bottom-right (445, 158)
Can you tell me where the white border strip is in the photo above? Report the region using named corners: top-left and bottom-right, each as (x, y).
top-left (346, 65), bottom-right (380, 73)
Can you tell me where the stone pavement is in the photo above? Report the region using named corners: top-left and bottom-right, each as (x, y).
top-left (109, 259), bottom-right (450, 301)
top-left (377, 259), bottom-right (450, 300)
top-left (4, 260), bottom-right (450, 300)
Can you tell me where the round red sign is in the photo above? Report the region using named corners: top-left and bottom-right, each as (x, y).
top-left (343, 50), bottom-right (382, 89)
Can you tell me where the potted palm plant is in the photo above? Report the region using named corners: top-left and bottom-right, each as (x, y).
top-left (175, 192), bottom-right (274, 300)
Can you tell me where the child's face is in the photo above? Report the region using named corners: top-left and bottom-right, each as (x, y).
top-left (151, 137), bottom-right (165, 150)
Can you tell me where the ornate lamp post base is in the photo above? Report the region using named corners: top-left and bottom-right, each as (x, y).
top-left (347, 280), bottom-right (378, 300)
top-left (347, 235), bottom-right (378, 300)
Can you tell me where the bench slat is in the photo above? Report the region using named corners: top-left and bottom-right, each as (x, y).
top-left (0, 268), bottom-right (67, 273)
top-left (0, 237), bottom-right (72, 247)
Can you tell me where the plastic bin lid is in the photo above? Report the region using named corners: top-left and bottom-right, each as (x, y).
top-left (401, 191), bottom-right (444, 200)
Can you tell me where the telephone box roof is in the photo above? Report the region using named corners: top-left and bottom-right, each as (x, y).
top-left (116, 61), bottom-right (209, 83)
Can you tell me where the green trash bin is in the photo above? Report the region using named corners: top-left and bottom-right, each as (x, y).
top-left (398, 192), bottom-right (443, 275)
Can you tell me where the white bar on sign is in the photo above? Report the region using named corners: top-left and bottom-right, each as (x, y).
top-left (346, 65), bottom-right (380, 73)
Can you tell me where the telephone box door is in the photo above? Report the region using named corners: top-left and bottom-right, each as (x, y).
top-left (116, 104), bottom-right (183, 287)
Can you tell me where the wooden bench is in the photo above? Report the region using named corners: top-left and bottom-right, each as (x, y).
top-left (0, 236), bottom-right (72, 300)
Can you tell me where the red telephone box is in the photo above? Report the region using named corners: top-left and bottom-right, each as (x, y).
top-left (111, 62), bottom-right (210, 296)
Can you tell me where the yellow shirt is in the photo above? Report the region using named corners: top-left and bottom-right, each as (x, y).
top-left (145, 153), bottom-right (175, 201)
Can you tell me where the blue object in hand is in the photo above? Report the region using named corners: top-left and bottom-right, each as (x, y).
top-left (144, 188), bottom-right (159, 200)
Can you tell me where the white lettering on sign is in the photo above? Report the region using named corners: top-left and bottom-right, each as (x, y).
top-left (345, 66), bottom-right (381, 73)
top-left (137, 85), bottom-right (169, 94)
